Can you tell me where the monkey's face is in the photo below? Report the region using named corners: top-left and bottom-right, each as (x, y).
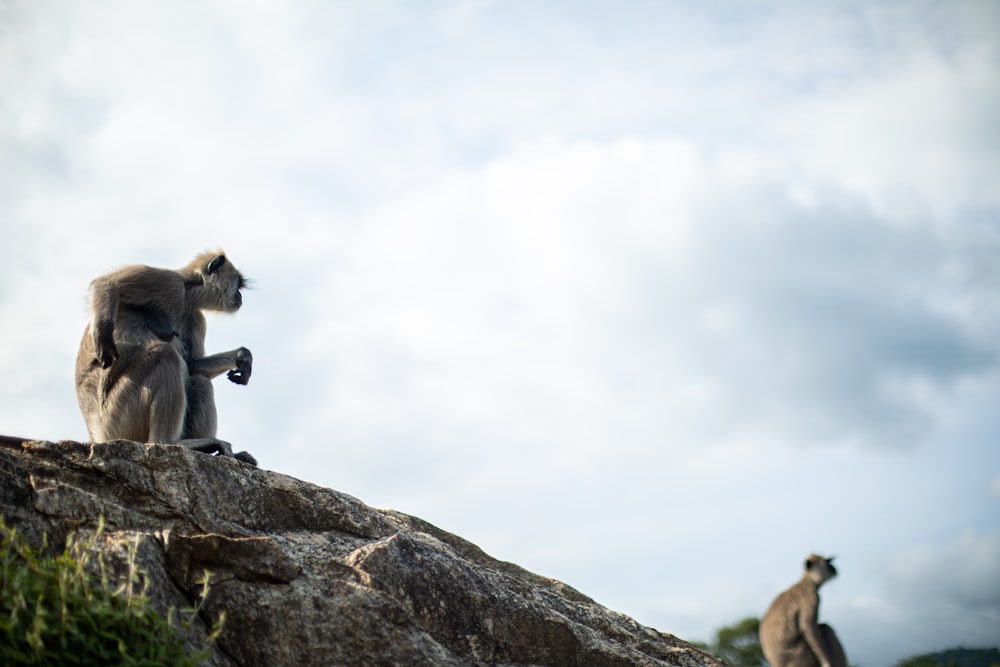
top-left (805, 554), bottom-right (838, 585)
top-left (218, 269), bottom-right (245, 312)
top-left (203, 254), bottom-right (247, 313)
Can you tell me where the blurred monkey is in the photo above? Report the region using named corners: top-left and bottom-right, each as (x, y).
top-left (75, 251), bottom-right (256, 465)
top-left (760, 554), bottom-right (847, 667)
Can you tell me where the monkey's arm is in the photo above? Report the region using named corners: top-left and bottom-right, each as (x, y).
top-left (187, 347), bottom-right (253, 384)
top-left (799, 604), bottom-right (834, 667)
top-left (88, 276), bottom-right (121, 368)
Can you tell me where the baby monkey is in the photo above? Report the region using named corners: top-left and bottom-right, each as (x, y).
top-left (75, 250), bottom-right (256, 465)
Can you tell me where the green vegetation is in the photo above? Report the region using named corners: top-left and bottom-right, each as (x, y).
top-left (702, 616), bottom-right (765, 667)
top-left (0, 516), bottom-right (223, 666)
top-left (895, 648), bottom-right (1000, 667)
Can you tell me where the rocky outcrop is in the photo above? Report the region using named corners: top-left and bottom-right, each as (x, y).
top-left (0, 439), bottom-right (721, 667)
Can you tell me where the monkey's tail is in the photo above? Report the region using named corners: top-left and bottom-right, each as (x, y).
top-left (0, 434), bottom-right (32, 449)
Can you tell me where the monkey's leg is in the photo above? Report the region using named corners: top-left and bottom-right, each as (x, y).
top-left (180, 374), bottom-right (257, 466)
top-left (183, 375), bottom-right (218, 439)
top-left (819, 624), bottom-right (847, 667)
top-left (784, 639), bottom-right (822, 667)
top-left (787, 625), bottom-right (845, 667)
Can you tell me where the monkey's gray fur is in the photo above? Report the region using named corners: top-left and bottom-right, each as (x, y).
top-left (75, 250), bottom-right (256, 465)
top-left (759, 554), bottom-right (847, 667)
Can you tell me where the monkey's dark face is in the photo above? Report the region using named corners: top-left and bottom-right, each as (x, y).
top-left (805, 554), bottom-right (838, 585)
top-left (232, 276), bottom-right (245, 309)
top-left (222, 272), bottom-right (245, 312)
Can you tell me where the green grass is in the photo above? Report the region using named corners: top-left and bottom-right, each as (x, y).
top-left (1, 516), bottom-right (223, 666)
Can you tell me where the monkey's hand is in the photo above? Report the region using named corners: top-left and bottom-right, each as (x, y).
top-left (94, 323), bottom-right (119, 368)
top-left (227, 347), bottom-right (253, 385)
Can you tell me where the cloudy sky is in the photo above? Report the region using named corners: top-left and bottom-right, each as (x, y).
top-left (2, 1), bottom-right (999, 664)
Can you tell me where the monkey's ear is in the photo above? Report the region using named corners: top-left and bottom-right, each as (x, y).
top-left (805, 558), bottom-right (814, 570)
top-left (207, 255), bottom-right (227, 275)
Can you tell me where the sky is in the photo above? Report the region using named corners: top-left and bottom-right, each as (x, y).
top-left (1, 1), bottom-right (999, 665)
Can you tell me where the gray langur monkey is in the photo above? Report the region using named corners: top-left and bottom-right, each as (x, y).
top-left (759, 554), bottom-right (847, 667)
top-left (75, 250), bottom-right (257, 465)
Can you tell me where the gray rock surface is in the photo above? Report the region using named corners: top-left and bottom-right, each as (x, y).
top-left (0, 439), bottom-right (722, 667)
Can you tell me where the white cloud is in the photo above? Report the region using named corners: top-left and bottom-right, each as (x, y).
top-left (777, 51), bottom-right (1000, 224)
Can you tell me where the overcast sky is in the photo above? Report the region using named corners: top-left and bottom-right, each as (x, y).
top-left (2, 1), bottom-right (999, 665)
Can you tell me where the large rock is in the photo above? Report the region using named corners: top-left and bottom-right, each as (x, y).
top-left (0, 439), bottom-right (721, 667)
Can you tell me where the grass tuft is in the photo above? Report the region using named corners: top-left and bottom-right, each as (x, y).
top-left (1, 516), bottom-right (223, 666)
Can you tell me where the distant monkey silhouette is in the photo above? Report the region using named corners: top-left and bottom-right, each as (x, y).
top-left (760, 554), bottom-right (847, 667)
top-left (75, 251), bottom-right (256, 465)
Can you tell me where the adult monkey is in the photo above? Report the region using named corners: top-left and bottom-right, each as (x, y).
top-left (75, 250), bottom-right (257, 465)
top-left (759, 554), bottom-right (847, 667)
